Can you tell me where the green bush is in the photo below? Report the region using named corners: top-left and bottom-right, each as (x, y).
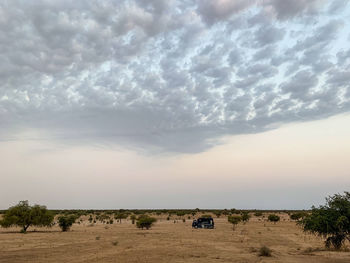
top-left (58, 215), bottom-right (76, 232)
top-left (0, 201), bottom-right (54, 233)
top-left (290, 212), bottom-right (308, 221)
top-left (136, 215), bottom-right (157, 230)
top-left (268, 214), bottom-right (280, 224)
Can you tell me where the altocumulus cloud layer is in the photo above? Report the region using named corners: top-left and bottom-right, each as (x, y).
top-left (1, 0), bottom-right (350, 152)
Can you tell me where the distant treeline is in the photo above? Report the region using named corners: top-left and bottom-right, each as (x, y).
top-left (0, 208), bottom-right (309, 216)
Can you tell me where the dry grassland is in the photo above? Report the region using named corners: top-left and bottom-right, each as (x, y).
top-left (1, 213), bottom-right (350, 263)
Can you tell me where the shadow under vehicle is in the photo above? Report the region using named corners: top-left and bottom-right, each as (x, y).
top-left (192, 217), bottom-right (214, 229)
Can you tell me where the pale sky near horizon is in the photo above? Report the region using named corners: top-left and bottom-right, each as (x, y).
top-left (1, 0), bottom-right (350, 209)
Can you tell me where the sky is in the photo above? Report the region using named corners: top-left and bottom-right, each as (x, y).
top-left (1, 0), bottom-right (350, 209)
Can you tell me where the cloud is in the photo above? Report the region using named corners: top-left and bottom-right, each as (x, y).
top-left (0, 0), bottom-right (350, 153)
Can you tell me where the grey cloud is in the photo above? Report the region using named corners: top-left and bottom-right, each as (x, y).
top-left (264, 0), bottom-right (325, 20)
top-left (254, 25), bottom-right (285, 47)
top-left (1, 0), bottom-right (350, 153)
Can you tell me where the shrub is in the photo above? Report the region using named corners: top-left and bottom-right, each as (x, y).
top-left (241, 212), bottom-right (250, 223)
top-left (254, 212), bottom-right (263, 217)
top-left (268, 214), bottom-right (280, 224)
top-left (259, 246), bottom-right (272, 257)
top-left (58, 215), bottom-right (76, 232)
top-left (136, 215), bottom-right (157, 230)
top-left (228, 215), bottom-right (242, 230)
top-left (112, 241), bottom-right (118, 246)
top-left (299, 192), bottom-right (350, 250)
top-left (290, 212), bottom-right (308, 221)
top-left (0, 201), bottom-right (54, 233)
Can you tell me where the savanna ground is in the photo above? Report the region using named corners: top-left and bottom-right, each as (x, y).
top-left (1, 213), bottom-right (350, 263)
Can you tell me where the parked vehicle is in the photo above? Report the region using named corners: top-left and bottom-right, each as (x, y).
top-left (192, 217), bottom-right (214, 229)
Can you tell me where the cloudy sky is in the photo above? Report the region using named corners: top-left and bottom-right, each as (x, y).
top-left (1, 0), bottom-right (350, 209)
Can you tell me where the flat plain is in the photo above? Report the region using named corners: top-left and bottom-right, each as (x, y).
top-left (1, 213), bottom-right (350, 263)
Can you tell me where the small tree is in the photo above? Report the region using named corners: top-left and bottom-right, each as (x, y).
top-left (300, 192), bottom-right (350, 250)
top-left (58, 215), bottom-right (76, 232)
top-left (115, 213), bottom-right (127, 224)
top-left (241, 212), bottom-right (250, 223)
top-left (268, 214), bottom-right (280, 224)
top-left (228, 215), bottom-right (242, 230)
top-left (136, 215), bottom-right (157, 230)
top-left (0, 201), bottom-right (54, 233)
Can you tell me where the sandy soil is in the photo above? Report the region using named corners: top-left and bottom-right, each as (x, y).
top-left (1, 213), bottom-right (350, 263)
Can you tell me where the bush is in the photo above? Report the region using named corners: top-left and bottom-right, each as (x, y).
top-left (290, 212), bottom-right (308, 221)
top-left (136, 215), bottom-right (157, 230)
top-left (268, 214), bottom-right (280, 224)
top-left (0, 201), bottom-right (54, 233)
top-left (299, 192), bottom-right (350, 250)
top-left (259, 246), bottom-right (272, 257)
top-left (58, 215), bottom-right (76, 232)
top-left (228, 215), bottom-right (242, 230)
top-left (241, 212), bottom-right (250, 223)
top-left (254, 212), bottom-right (263, 217)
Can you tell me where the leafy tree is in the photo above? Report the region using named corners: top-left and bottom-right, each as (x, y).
top-left (136, 215), bottom-right (157, 230)
top-left (299, 192), bottom-right (350, 250)
top-left (0, 201), bottom-right (54, 233)
top-left (58, 215), bottom-right (76, 232)
top-left (228, 215), bottom-right (242, 230)
top-left (115, 213), bottom-right (128, 224)
top-left (268, 214), bottom-right (280, 224)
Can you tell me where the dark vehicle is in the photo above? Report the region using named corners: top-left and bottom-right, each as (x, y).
top-left (192, 217), bottom-right (214, 229)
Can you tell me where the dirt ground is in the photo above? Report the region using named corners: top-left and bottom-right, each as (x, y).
top-left (1, 213), bottom-right (350, 263)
